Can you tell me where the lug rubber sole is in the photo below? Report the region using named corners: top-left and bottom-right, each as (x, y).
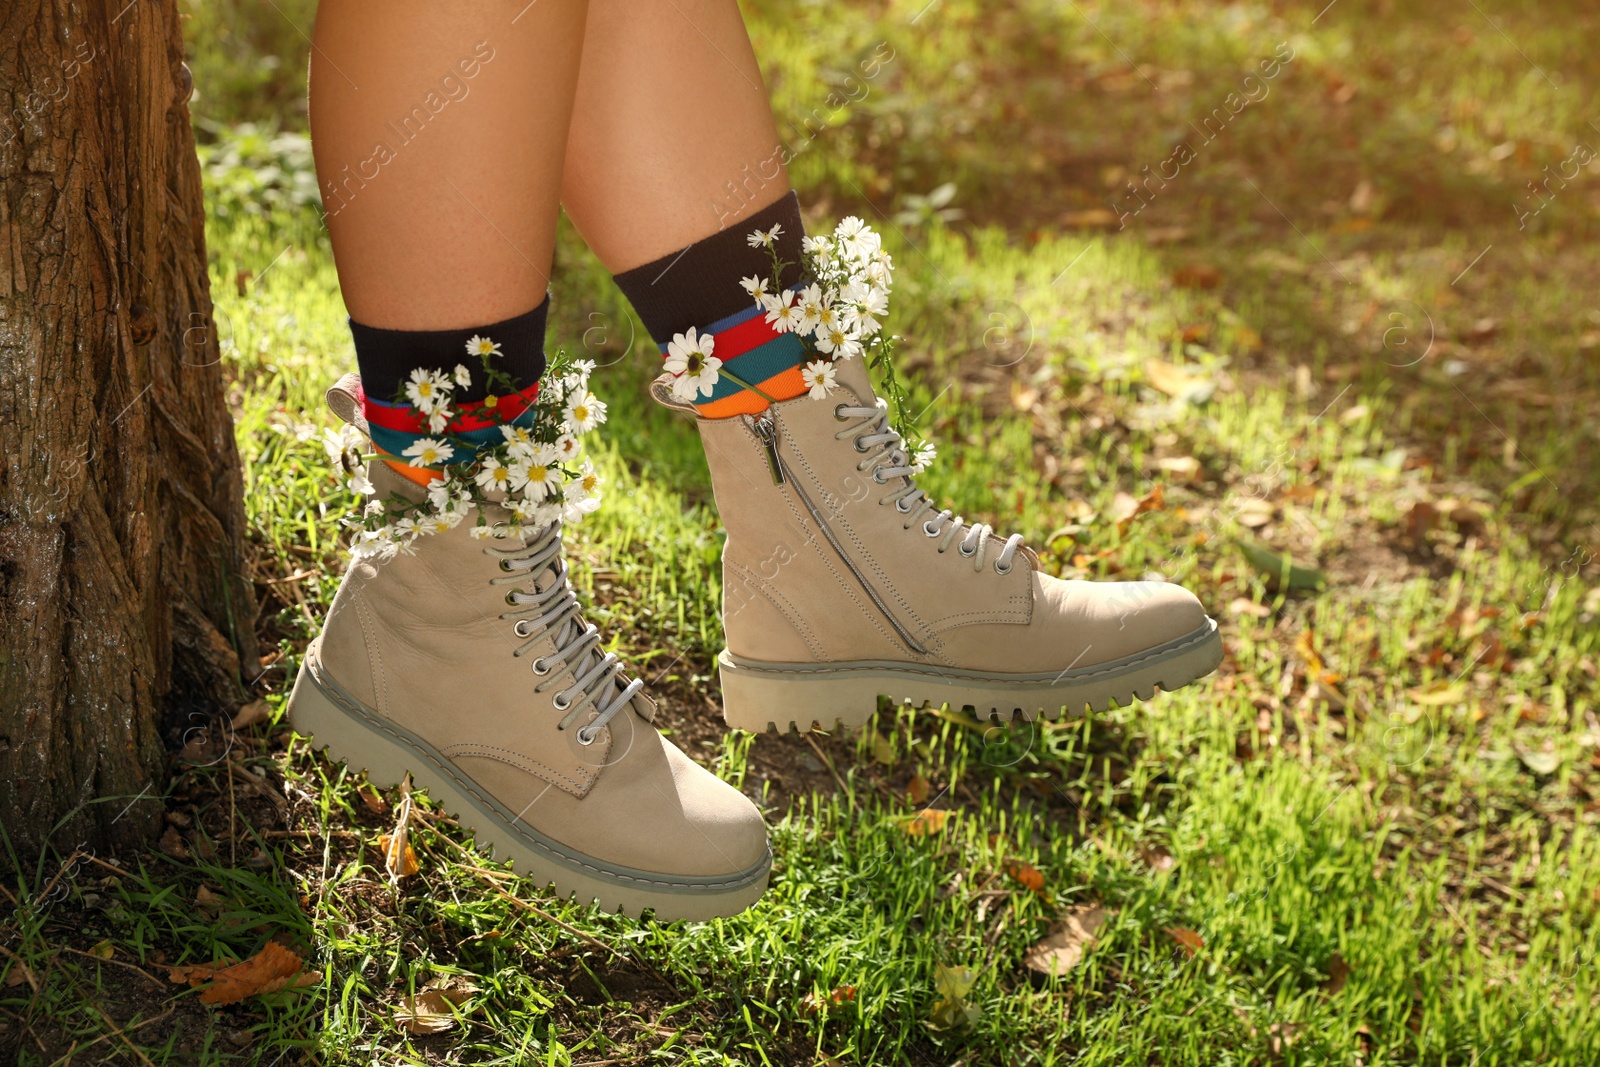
top-left (286, 641), bottom-right (770, 922)
top-left (719, 618), bottom-right (1224, 733)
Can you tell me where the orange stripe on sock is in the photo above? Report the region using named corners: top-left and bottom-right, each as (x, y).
top-left (697, 365), bottom-right (809, 419)
top-left (375, 451), bottom-right (442, 486)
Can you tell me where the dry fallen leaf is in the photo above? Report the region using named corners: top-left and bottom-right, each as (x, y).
top-left (1166, 927), bottom-right (1205, 957)
top-left (1172, 264), bottom-right (1221, 289)
top-left (905, 774), bottom-right (931, 805)
top-left (168, 941), bottom-right (320, 1006)
top-left (380, 779), bottom-right (419, 881)
top-left (1323, 953), bottom-right (1352, 995)
top-left (229, 699), bottom-right (271, 731)
top-left (903, 809), bottom-right (952, 837)
top-left (1145, 359), bottom-right (1215, 403)
top-left (1004, 859), bottom-right (1046, 893)
top-left (195, 885), bottom-right (224, 915)
top-left (1023, 904), bottom-right (1110, 976)
top-left (801, 985), bottom-right (858, 1014)
top-left (357, 782), bottom-right (389, 816)
top-left (928, 963), bottom-right (981, 1029)
top-left (395, 989), bottom-right (459, 1034)
top-left (1111, 484), bottom-right (1165, 532)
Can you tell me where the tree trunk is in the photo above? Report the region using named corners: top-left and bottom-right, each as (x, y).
top-left (0, 1), bottom-right (259, 857)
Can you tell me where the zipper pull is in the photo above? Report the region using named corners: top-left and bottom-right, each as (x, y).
top-left (751, 413), bottom-right (786, 485)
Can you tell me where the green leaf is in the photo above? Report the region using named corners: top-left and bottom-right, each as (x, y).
top-left (1235, 539), bottom-right (1327, 592)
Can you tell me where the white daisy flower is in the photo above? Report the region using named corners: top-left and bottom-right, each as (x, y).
top-left (816, 298), bottom-right (841, 333)
top-left (911, 442), bottom-right (937, 473)
top-left (469, 524), bottom-right (496, 541)
top-left (454, 364), bottom-right (472, 388)
top-left (475, 456), bottom-right (514, 492)
top-left (505, 458), bottom-right (532, 493)
top-left (844, 286), bottom-right (888, 335)
top-left (746, 223), bottom-right (783, 248)
top-left (426, 407), bottom-right (450, 434)
top-left (402, 437), bottom-right (454, 468)
top-left (563, 392), bottom-right (607, 434)
top-left (664, 328), bottom-right (723, 399)
top-left (795, 284), bottom-right (826, 335)
top-left (414, 514), bottom-right (443, 536)
top-left (363, 499), bottom-right (385, 517)
top-left (763, 290), bottom-right (802, 334)
top-left (405, 368), bottom-right (448, 412)
top-left (322, 425), bottom-right (361, 468)
top-left (521, 460), bottom-right (564, 501)
top-left (815, 322), bottom-right (862, 360)
top-left (347, 470), bottom-right (375, 496)
top-left (465, 335), bottom-right (502, 358)
top-left (551, 433), bottom-right (582, 463)
top-left (740, 275), bottom-right (771, 303)
top-left (800, 359), bottom-right (838, 400)
top-left (802, 235), bottom-right (831, 256)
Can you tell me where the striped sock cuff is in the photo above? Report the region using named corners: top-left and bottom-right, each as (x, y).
top-left (659, 289), bottom-right (810, 418)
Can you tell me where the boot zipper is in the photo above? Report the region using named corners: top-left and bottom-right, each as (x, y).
top-left (751, 413), bottom-right (785, 485)
top-left (746, 412), bottom-right (929, 656)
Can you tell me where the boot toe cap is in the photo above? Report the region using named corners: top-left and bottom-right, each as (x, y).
top-left (1041, 576), bottom-right (1212, 665)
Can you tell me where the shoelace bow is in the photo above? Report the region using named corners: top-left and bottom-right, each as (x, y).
top-left (834, 400), bottom-right (1025, 575)
top-left (486, 525), bottom-right (642, 745)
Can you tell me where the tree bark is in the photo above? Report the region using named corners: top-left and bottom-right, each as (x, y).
top-left (0, 1), bottom-right (259, 857)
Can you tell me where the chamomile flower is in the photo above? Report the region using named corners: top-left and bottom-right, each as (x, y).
top-left (500, 423), bottom-right (537, 461)
top-left (465, 335), bottom-right (502, 358)
top-left (815, 298), bottom-right (841, 333)
top-left (563, 392), bottom-right (606, 434)
top-left (911, 442), bottom-right (937, 473)
top-left (746, 223), bottom-right (783, 248)
top-left (551, 433), bottom-right (582, 463)
top-left (405, 368), bottom-right (450, 412)
top-left (363, 499), bottom-right (386, 517)
top-left (426, 405), bottom-right (451, 434)
top-left (802, 234), bottom-right (831, 256)
top-left (322, 425), bottom-right (361, 469)
top-left (475, 456), bottom-right (515, 493)
top-left (402, 437), bottom-right (455, 468)
top-left (347, 470), bottom-right (375, 496)
top-left (795, 284), bottom-right (826, 335)
top-left (521, 459), bottom-right (564, 501)
top-left (815, 322), bottom-right (862, 360)
top-left (454, 364), bottom-right (472, 388)
top-left (469, 525), bottom-right (497, 541)
top-left (664, 328), bottom-right (723, 400)
top-left (763, 290), bottom-right (802, 334)
top-left (563, 464), bottom-right (603, 521)
top-left (800, 359), bottom-right (838, 400)
top-left (740, 275), bottom-right (771, 303)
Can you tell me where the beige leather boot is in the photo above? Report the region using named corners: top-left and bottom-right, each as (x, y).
top-left (657, 359), bottom-right (1222, 732)
top-left (286, 391), bottom-right (770, 921)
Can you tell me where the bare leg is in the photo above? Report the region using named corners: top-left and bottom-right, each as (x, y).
top-left (310, 0), bottom-right (590, 328)
top-left (560, 0), bottom-right (788, 272)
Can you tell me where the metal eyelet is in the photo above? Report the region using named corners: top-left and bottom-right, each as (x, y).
top-left (872, 469), bottom-right (887, 484)
top-left (853, 436), bottom-right (869, 453)
top-left (923, 520), bottom-right (941, 537)
top-left (895, 498), bottom-right (914, 514)
top-left (552, 692), bottom-right (572, 711)
top-left (504, 590), bottom-right (520, 605)
top-left (576, 727), bottom-right (597, 746)
top-left (531, 658), bottom-right (551, 675)
top-left (994, 560), bottom-right (1014, 575)
top-left (499, 558), bottom-right (517, 572)
top-left (833, 404), bottom-right (849, 420)
top-left (513, 620), bottom-right (534, 638)
top-left (958, 543), bottom-right (976, 558)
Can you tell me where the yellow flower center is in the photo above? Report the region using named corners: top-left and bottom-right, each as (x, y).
top-left (484, 394), bottom-right (498, 408)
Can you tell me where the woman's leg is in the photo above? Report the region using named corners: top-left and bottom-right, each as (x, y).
top-left (560, 0), bottom-right (787, 272)
top-left (558, 3), bottom-right (1224, 734)
top-left (292, 0), bottom-right (772, 921)
top-left (311, 0), bottom-right (587, 327)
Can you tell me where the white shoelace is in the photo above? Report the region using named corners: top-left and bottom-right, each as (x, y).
top-left (834, 400), bottom-right (1025, 575)
top-left (487, 524), bottom-right (642, 745)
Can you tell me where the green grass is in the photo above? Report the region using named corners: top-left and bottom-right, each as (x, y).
top-left (4, 0), bottom-right (1599, 1063)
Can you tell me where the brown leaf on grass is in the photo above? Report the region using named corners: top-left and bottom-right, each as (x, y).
top-left (1172, 264), bottom-right (1221, 289)
top-left (1004, 859), bottom-right (1046, 893)
top-left (377, 834), bottom-right (419, 878)
top-left (195, 885), bottom-right (224, 915)
top-left (903, 809), bottom-right (952, 837)
top-left (1140, 846), bottom-right (1176, 871)
top-left (229, 699), bottom-right (271, 731)
top-left (1228, 597), bottom-right (1272, 619)
top-left (1110, 483), bottom-right (1165, 532)
top-left (1323, 953), bottom-right (1352, 994)
top-left (801, 985), bottom-right (858, 1014)
top-left (357, 782), bottom-right (389, 815)
top-left (1023, 904), bottom-right (1110, 976)
top-left (1166, 927), bottom-right (1205, 956)
top-left (395, 990), bottom-right (460, 1034)
top-left (158, 826), bottom-right (190, 860)
top-left (905, 774), bottom-right (931, 805)
top-left (88, 940), bottom-right (114, 960)
top-left (1145, 359), bottom-right (1215, 403)
top-left (168, 941), bottom-right (320, 1006)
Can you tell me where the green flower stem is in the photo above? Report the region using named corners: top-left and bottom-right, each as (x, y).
top-left (719, 367), bottom-right (779, 406)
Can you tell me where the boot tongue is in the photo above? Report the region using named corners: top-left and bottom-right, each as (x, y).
top-left (831, 356), bottom-right (878, 406)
